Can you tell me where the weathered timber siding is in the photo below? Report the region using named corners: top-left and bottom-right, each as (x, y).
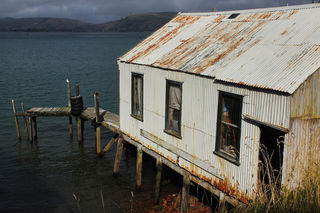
top-left (284, 68), bottom-right (320, 188)
top-left (119, 62), bottom-right (290, 200)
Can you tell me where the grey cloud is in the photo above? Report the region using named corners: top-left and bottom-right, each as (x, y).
top-left (0, 0), bottom-right (314, 23)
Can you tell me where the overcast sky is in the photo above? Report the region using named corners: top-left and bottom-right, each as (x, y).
top-left (0, 0), bottom-right (312, 23)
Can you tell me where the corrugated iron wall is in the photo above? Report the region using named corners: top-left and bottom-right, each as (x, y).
top-left (119, 62), bottom-right (290, 200)
top-left (284, 68), bottom-right (320, 188)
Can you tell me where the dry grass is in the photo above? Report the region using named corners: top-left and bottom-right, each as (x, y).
top-left (233, 144), bottom-right (320, 213)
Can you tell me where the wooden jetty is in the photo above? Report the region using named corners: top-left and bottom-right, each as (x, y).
top-left (12, 83), bottom-right (120, 157)
top-left (25, 107), bottom-right (120, 132)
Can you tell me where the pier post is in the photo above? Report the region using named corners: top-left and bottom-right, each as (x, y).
top-left (67, 80), bottom-right (73, 138)
top-left (180, 173), bottom-right (190, 213)
top-left (113, 137), bottom-right (124, 177)
top-left (21, 103), bottom-right (29, 139)
top-left (75, 84), bottom-right (83, 143)
top-left (94, 91), bottom-right (101, 156)
top-left (77, 117), bottom-right (83, 143)
top-left (28, 116), bottom-right (33, 142)
top-left (136, 146), bottom-right (143, 191)
top-left (154, 157), bottom-right (163, 204)
top-left (11, 99), bottom-right (21, 140)
top-left (32, 116), bottom-right (37, 141)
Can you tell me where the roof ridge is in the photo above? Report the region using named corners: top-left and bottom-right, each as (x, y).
top-left (180, 3), bottom-right (320, 16)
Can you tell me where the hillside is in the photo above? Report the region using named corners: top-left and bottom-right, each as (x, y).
top-left (0, 12), bottom-right (177, 32)
top-left (0, 18), bottom-right (97, 32)
top-left (100, 12), bottom-right (177, 32)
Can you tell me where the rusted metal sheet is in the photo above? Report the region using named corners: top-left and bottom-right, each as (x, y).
top-left (283, 68), bottom-right (320, 188)
top-left (119, 4), bottom-right (320, 94)
top-left (290, 68), bottom-right (320, 119)
top-left (284, 118), bottom-right (320, 188)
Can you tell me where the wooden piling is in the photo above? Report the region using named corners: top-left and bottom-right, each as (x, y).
top-left (75, 84), bottom-right (80, 97)
top-left (32, 116), bottom-right (37, 141)
top-left (75, 84), bottom-right (83, 143)
top-left (94, 91), bottom-right (101, 155)
top-left (67, 80), bottom-right (73, 138)
top-left (154, 157), bottom-right (163, 204)
top-left (11, 99), bottom-right (21, 140)
top-left (113, 137), bottom-right (124, 177)
top-left (180, 173), bottom-right (190, 213)
top-left (77, 117), bottom-right (83, 143)
top-left (28, 116), bottom-right (33, 142)
top-left (21, 103), bottom-right (29, 139)
top-left (136, 146), bottom-right (143, 191)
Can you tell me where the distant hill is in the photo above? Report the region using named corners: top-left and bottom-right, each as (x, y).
top-left (99, 12), bottom-right (177, 32)
top-left (0, 12), bottom-right (177, 32)
top-left (0, 18), bottom-right (97, 32)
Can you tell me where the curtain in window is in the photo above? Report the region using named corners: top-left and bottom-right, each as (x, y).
top-left (168, 85), bottom-right (181, 133)
top-left (133, 76), bottom-right (142, 117)
top-left (136, 77), bottom-right (142, 116)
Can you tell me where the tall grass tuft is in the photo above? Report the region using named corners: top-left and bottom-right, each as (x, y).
top-left (233, 144), bottom-right (320, 213)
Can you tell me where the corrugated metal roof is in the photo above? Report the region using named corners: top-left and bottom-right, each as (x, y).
top-left (119, 3), bottom-right (320, 94)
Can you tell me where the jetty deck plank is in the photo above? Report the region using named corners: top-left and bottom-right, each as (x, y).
top-left (24, 107), bottom-right (119, 133)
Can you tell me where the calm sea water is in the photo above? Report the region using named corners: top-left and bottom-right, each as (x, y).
top-left (0, 32), bottom-right (178, 213)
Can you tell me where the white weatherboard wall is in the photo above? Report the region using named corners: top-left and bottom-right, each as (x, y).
top-left (119, 61), bottom-right (290, 199)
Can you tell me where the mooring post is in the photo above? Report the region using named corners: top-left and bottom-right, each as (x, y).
top-left (180, 173), bottom-right (190, 213)
top-left (21, 103), bottom-right (29, 139)
top-left (113, 137), bottom-right (124, 177)
top-left (11, 99), bottom-right (21, 140)
top-left (28, 116), bottom-right (33, 142)
top-left (75, 84), bottom-right (80, 97)
top-left (136, 145), bottom-right (143, 191)
top-left (75, 84), bottom-right (83, 143)
top-left (94, 91), bottom-right (101, 156)
top-left (67, 79), bottom-right (73, 138)
top-left (32, 116), bottom-right (37, 141)
top-left (77, 117), bottom-right (83, 143)
top-left (154, 157), bottom-right (163, 204)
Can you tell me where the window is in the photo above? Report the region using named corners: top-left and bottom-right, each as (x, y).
top-left (165, 80), bottom-right (182, 138)
top-left (131, 73), bottom-right (143, 120)
top-left (215, 92), bottom-right (242, 163)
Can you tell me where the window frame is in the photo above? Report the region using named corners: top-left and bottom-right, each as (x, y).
top-left (131, 72), bottom-right (144, 121)
top-left (164, 80), bottom-right (183, 139)
top-left (214, 91), bottom-right (243, 165)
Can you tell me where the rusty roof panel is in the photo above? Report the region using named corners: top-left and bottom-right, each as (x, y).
top-left (119, 4), bottom-right (320, 94)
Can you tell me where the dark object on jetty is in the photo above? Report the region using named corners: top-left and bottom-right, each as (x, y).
top-left (71, 95), bottom-right (83, 116)
top-left (91, 115), bottom-right (104, 128)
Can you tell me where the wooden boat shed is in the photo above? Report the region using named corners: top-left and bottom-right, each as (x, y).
top-left (117, 4), bottom-right (320, 204)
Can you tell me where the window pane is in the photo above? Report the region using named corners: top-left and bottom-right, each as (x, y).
top-left (165, 81), bottom-right (182, 137)
top-left (216, 92), bottom-right (242, 161)
top-left (221, 95), bottom-right (240, 125)
top-left (167, 108), bottom-right (180, 133)
top-left (219, 124), bottom-right (239, 158)
top-left (132, 74), bottom-right (143, 119)
top-left (168, 85), bottom-right (181, 110)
